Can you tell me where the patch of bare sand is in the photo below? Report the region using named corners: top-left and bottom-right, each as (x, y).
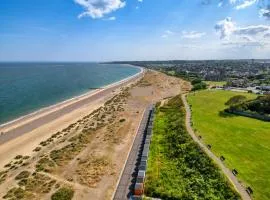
top-left (0, 70), bottom-right (189, 200)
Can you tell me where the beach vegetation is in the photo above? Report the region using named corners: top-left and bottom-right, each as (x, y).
top-left (77, 156), bottom-right (111, 188)
top-left (36, 156), bottom-right (56, 172)
top-left (4, 163), bottom-right (12, 168)
top-left (0, 171), bottom-right (7, 184)
top-left (16, 173), bottom-right (56, 194)
top-left (33, 147), bottom-right (42, 152)
top-left (15, 171), bottom-right (31, 180)
top-left (51, 187), bottom-right (74, 200)
top-left (22, 155), bottom-right (30, 160)
top-left (2, 187), bottom-right (31, 199)
top-left (21, 162), bottom-right (30, 167)
top-left (14, 155), bottom-right (23, 160)
top-left (119, 118), bottom-right (125, 123)
top-left (50, 141), bottom-right (85, 166)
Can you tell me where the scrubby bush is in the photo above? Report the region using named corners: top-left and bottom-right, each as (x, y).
top-left (15, 171), bottom-right (31, 180)
top-left (191, 78), bottom-right (203, 85)
top-left (192, 82), bottom-right (207, 91)
top-left (14, 155), bottom-right (23, 160)
top-left (51, 187), bottom-right (74, 200)
top-left (33, 147), bottom-right (42, 152)
top-left (225, 95), bottom-right (247, 106)
top-left (119, 119), bottom-right (126, 123)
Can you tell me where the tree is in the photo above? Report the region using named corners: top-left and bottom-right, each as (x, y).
top-left (225, 95), bottom-right (247, 106)
top-left (191, 79), bottom-right (203, 85)
top-left (191, 82), bottom-right (207, 91)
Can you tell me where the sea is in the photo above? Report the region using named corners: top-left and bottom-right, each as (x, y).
top-left (0, 62), bottom-right (140, 125)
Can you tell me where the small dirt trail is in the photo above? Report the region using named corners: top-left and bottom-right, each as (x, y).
top-left (40, 172), bottom-right (88, 191)
top-left (181, 94), bottom-right (251, 200)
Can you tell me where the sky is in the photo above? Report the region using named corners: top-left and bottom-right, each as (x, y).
top-left (0, 0), bottom-right (269, 61)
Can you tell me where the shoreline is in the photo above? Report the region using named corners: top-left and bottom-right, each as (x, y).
top-left (0, 65), bottom-right (143, 131)
top-left (0, 70), bottom-right (185, 200)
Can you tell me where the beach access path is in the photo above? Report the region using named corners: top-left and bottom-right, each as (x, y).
top-left (181, 94), bottom-right (251, 200)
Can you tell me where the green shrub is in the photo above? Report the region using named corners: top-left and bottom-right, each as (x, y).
top-left (51, 187), bottom-right (74, 200)
top-left (119, 118), bottom-right (126, 123)
top-left (225, 95), bottom-right (247, 106)
top-left (33, 147), bottom-right (42, 152)
top-left (15, 171), bottom-right (31, 180)
top-left (192, 82), bottom-right (207, 91)
top-left (191, 78), bottom-right (203, 85)
top-left (14, 155), bottom-right (23, 160)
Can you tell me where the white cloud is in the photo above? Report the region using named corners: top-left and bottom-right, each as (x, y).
top-left (264, 33), bottom-right (270, 38)
top-left (74, 0), bottom-right (126, 19)
top-left (162, 30), bottom-right (174, 38)
top-left (138, 0), bottom-right (143, 2)
top-left (241, 35), bottom-right (253, 41)
top-left (181, 31), bottom-right (206, 39)
top-left (228, 0), bottom-right (258, 10)
top-left (218, 2), bottom-right (223, 7)
top-left (104, 16), bottom-right (116, 20)
top-left (236, 0), bottom-right (257, 9)
top-left (235, 25), bottom-right (270, 35)
top-left (215, 17), bottom-right (270, 47)
top-left (215, 17), bottom-right (270, 39)
top-left (215, 17), bottom-right (236, 39)
top-left (221, 41), bottom-right (267, 47)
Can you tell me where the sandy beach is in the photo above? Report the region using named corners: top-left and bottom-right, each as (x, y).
top-left (0, 70), bottom-right (190, 200)
top-left (0, 68), bottom-right (143, 166)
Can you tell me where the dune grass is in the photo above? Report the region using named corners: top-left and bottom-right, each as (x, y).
top-left (188, 90), bottom-right (270, 200)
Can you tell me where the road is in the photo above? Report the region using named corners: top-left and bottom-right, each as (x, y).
top-left (181, 94), bottom-right (251, 200)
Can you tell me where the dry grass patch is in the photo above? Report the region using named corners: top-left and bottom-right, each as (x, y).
top-left (17, 173), bottom-right (56, 194)
top-left (3, 173), bottom-right (57, 199)
top-left (36, 156), bottom-right (56, 172)
top-left (76, 155), bottom-right (113, 188)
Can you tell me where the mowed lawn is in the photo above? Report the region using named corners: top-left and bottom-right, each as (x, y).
top-left (188, 90), bottom-right (270, 200)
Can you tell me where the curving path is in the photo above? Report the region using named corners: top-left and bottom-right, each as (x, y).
top-left (181, 94), bottom-right (251, 200)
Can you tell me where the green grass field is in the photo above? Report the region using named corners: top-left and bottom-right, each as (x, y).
top-left (188, 90), bottom-right (270, 200)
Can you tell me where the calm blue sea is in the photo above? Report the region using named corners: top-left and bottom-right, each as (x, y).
top-left (0, 63), bottom-right (140, 125)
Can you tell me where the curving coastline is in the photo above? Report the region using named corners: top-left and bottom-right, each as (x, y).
top-left (0, 65), bottom-right (143, 130)
top-left (0, 66), bottom-right (144, 142)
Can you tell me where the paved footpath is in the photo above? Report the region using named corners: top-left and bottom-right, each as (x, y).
top-left (181, 94), bottom-right (251, 200)
top-left (113, 107), bottom-right (151, 200)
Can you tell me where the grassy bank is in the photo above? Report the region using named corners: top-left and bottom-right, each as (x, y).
top-left (144, 95), bottom-right (239, 200)
top-left (188, 90), bottom-right (270, 200)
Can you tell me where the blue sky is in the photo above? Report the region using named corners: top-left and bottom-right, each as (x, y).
top-left (0, 0), bottom-right (269, 61)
